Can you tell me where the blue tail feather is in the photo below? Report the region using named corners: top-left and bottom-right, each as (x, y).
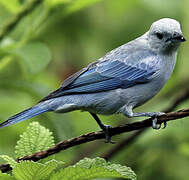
top-left (0, 105), bottom-right (48, 128)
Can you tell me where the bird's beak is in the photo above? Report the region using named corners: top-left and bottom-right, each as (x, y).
top-left (166, 33), bottom-right (186, 42)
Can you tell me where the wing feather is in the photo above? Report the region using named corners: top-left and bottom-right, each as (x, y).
top-left (40, 52), bottom-right (160, 102)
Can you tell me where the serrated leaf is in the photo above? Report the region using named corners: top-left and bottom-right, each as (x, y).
top-left (39, 155), bottom-right (65, 169)
top-left (0, 171), bottom-right (16, 180)
top-left (50, 157), bottom-right (137, 180)
top-left (0, 155), bottom-right (17, 168)
top-left (13, 160), bottom-right (58, 180)
top-left (13, 42), bottom-right (51, 74)
top-left (15, 122), bottom-right (55, 158)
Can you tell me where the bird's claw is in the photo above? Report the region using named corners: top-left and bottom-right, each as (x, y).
top-left (162, 121), bottom-right (167, 129)
top-left (152, 117), bottom-right (161, 129)
top-left (103, 125), bottom-right (115, 144)
top-left (152, 116), bottom-right (167, 130)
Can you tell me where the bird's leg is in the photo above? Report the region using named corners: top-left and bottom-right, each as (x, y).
top-left (128, 112), bottom-right (166, 129)
top-left (90, 113), bottom-right (115, 143)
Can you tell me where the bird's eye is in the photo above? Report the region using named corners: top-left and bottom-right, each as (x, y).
top-left (156, 32), bottom-right (163, 39)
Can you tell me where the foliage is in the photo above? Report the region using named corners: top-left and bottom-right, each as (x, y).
top-left (15, 122), bottom-right (54, 158)
top-left (51, 157), bottom-right (136, 180)
top-left (13, 160), bottom-right (59, 180)
top-left (12, 42), bottom-right (51, 74)
top-left (0, 122), bottom-right (136, 180)
top-left (0, 0), bottom-right (189, 180)
top-left (0, 171), bottom-right (16, 180)
top-left (0, 155), bottom-right (17, 169)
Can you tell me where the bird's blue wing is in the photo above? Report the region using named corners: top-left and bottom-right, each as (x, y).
top-left (40, 56), bottom-right (159, 101)
top-left (63, 60), bottom-right (157, 92)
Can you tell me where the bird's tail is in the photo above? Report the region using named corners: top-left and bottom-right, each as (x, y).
top-left (0, 104), bottom-right (49, 128)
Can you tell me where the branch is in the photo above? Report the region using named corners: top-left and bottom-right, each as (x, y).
top-left (0, 0), bottom-right (43, 41)
top-left (101, 89), bottom-right (189, 160)
top-left (101, 129), bottom-right (145, 160)
top-left (1, 108), bottom-right (189, 172)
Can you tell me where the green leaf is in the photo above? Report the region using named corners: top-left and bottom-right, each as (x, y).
top-left (0, 0), bottom-right (21, 13)
top-left (15, 122), bottom-right (55, 158)
top-left (13, 160), bottom-right (58, 180)
top-left (46, 0), bottom-right (71, 6)
top-left (39, 155), bottom-right (65, 168)
top-left (50, 157), bottom-right (137, 180)
top-left (0, 155), bottom-right (17, 169)
top-left (0, 56), bottom-right (13, 72)
top-left (62, 0), bottom-right (102, 15)
top-left (13, 42), bottom-right (51, 74)
top-left (0, 171), bottom-right (16, 180)
top-left (47, 0), bottom-right (102, 16)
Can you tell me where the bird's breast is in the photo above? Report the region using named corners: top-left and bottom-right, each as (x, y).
top-left (120, 53), bottom-right (177, 108)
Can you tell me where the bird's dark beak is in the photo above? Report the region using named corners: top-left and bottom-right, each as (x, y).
top-left (166, 33), bottom-right (186, 42)
top-left (172, 35), bottom-right (186, 42)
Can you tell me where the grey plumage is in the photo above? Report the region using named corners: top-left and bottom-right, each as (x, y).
top-left (0, 18), bottom-right (186, 141)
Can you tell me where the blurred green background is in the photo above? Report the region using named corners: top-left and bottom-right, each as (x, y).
top-left (0, 0), bottom-right (189, 179)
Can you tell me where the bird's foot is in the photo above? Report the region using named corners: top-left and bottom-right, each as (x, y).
top-left (151, 112), bottom-right (166, 130)
top-left (162, 121), bottom-right (167, 129)
top-left (152, 117), bottom-right (161, 129)
top-left (103, 125), bottom-right (115, 144)
top-left (89, 113), bottom-right (115, 144)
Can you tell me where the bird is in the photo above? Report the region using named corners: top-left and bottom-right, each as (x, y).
top-left (0, 18), bottom-right (186, 143)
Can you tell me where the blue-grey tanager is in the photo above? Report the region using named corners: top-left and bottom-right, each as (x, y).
top-left (0, 18), bottom-right (186, 142)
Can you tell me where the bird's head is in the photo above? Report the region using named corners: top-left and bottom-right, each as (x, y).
top-left (148, 18), bottom-right (186, 53)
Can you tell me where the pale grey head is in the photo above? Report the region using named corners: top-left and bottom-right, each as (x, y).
top-left (148, 18), bottom-right (186, 53)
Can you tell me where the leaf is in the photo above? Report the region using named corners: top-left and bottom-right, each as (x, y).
top-left (13, 42), bottom-right (51, 74)
top-left (0, 155), bottom-right (17, 168)
top-left (13, 160), bottom-right (58, 180)
top-left (62, 0), bottom-right (102, 15)
top-left (50, 157), bottom-right (137, 180)
top-left (47, 0), bottom-right (102, 16)
top-left (0, 171), bottom-right (16, 180)
top-left (39, 155), bottom-right (65, 168)
top-left (46, 0), bottom-right (71, 6)
top-left (0, 56), bottom-right (13, 72)
top-left (0, 0), bottom-right (21, 13)
top-left (15, 122), bottom-right (55, 158)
